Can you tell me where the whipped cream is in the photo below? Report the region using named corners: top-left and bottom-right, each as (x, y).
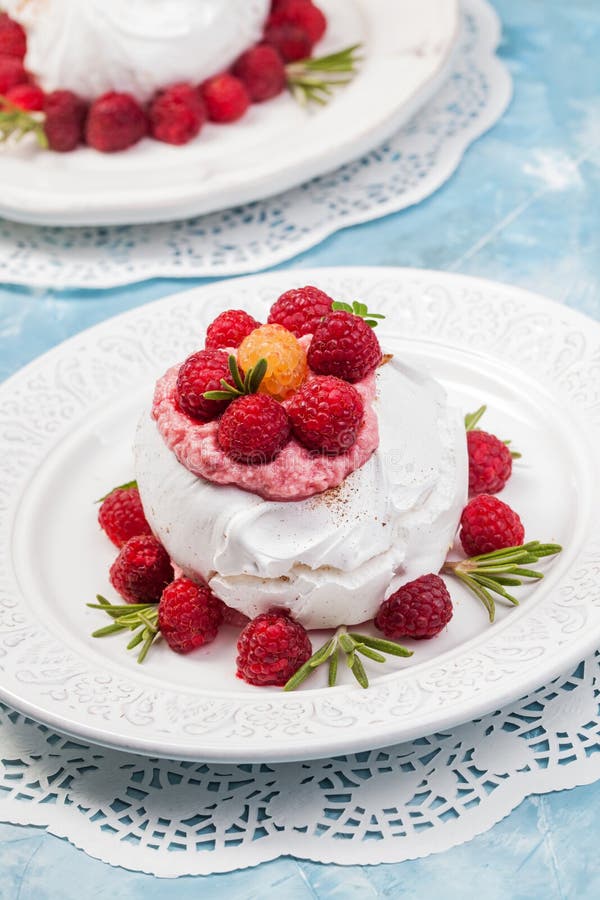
top-left (135, 358), bottom-right (468, 630)
top-left (6, 0), bottom-right (270, 101)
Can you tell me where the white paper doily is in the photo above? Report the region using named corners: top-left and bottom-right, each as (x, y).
top-left (2, 651), bottom-right (600, 878)
top-left (0, 0), bottom-right (511, 289)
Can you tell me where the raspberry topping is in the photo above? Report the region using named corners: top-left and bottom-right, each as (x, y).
top-left (268, 285), bottom-right (334, 337)
top-left (158, 577), bottom-right (224, 654)
top-left (308, 310), bottom-right (382, 383)
top-left (98, 485), bottom-right (152, 549)
top-left (176, 349), bottom-right (236, 422)
top-left (268, 0), bottom-right (327, 44)
top-left (264, 22), bottom-right (312, 62)
top-left (149, 82), bottom-right (205, 145)
top-left (236, 610), bottom-right (312, 686)
top-left (467, 430), bottom-right (513, 495)
top-left (238, 323), bottom-right (307, 400)
top-left (205, 309), bottom-right (261, 351)
top-left (232, 44), bottom-right (287, 103)
top-left (459, 494), bottom-right (525, 557)
top-left (217, 393), bottom-right (291, 463)
top-left (0, 56), bottom-right (27, 94)
top-left (375, 574), bottom-right (453, 640)
top-left (109, 535), bottom-right (174, 605)
top-left (201, 73), bottom-right (250, 123)
top-left (85, 92), bottom-right (148, 153)
top-left (4, 83), bottom-right (44, 111)
top-left (43, 90), bottom-right (88, 152)
top-left (0, 13), bottom-right (27, 59)
top-left (287, 375), bottom-right (364, 454)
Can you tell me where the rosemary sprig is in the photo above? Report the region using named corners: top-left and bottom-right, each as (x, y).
top-left (0, 95), bottom-right (48, 148)
top-left (203, 354), bottom-right (267, 401)
top-left (442, 541), bottom-right (562, 623)
top-left (286, 44), bottom-right (363, 107)
top-left (96, 479), bottom-right (138, 503)
top-left (284, 626), bottom-right (412, 691)
top-left (88, 595), bottom-right (160, 663)
top-left (331, 299), bottom-right (386, 329)
top-left (465, 405), bottom-right (521, 459)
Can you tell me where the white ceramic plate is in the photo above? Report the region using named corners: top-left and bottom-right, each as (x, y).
top-left (0, 0), bottom-right (459, 226)
top-left (1, 267), bottom-right (599, 763)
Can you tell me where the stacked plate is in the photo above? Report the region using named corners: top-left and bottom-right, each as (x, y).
top-left (0, 0), bottom-right (460, 226)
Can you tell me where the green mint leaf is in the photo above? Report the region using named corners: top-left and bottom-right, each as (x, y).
top-left (203, 390), bottom-right (237, 401)
top-left (350, 655), bottom-right (369, 689)
top-left (464, 405), bottom-right (487, 431)
top-left (247, 358), bottom-right (268, 394)
top-left (96, 480), bottom-right (138, 503)
top-left (283, 658), bottom-right (317, 691)
top-left (228, 355), bottom-right (246, 393)
top-left (0, 97), bottom-right (48, 148)
top-left (328, 649), bottom-right (339, 686)
top-left (92, 622), bottom-right (127, 638)
top-left (355, 643), bottom-right (386, 664)
top-left (348, 634), bottom-right (412, 658)
top-left (285, 45), bottom-right (362, 107)
top-left (127, 631), bottom-right (146, 651)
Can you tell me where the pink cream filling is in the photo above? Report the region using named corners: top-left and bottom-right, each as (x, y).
top-left (151, 363), bottom-right (380, 502)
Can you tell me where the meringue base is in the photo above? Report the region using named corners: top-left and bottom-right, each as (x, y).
top-left (135, 358), bottom-right (468, 630)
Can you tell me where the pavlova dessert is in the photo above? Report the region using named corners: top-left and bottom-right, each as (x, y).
top-left (0, 0), bottom-right (360, 152)
top-left (90, 285), bottom-right (561, 689)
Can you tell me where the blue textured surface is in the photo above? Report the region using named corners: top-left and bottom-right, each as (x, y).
top-left (1, 0), bottom-right (600, 895)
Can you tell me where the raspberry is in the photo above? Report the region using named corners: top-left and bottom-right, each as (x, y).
top-left (238, 323), bottom-right (307, 399)
top-left (467, 430), bottom-right (513, 495)
top-left (176, 349), bottom-right (235, 422)
top-left (109, 535), bottom-right (174, 605)
top-left (149, 82), bottom-right (205, 145)
top-left (205, 309), bottom-right (261, 351)
top-left (268, 0), bottom-right (327, 44)
top-left (201, 74), bottom-right (250, 123)
top-left (459, 494), bottom-right (525, 557)
top-left (308, 311), bottom-right (382, 383)
top-left (232, 44), bottom-right (286, 103)
top-left (0, 56), bottom-right (27, 94)
top-left (264, 22), bottom-right (312, 62)
top-left (236, 611), bottom-right (312, 686)
top-left (98, 485), bottom-right (152, 549)
top-left (0, 14), bottom-right (26, 59)
top-left (44, 90), bottom-right (87, 152)
top-left (4, 83), bottom-right (44, 111)
top-left (375, 574), bottom-right (453, 640)
top-left (268, 285), bottom-right (333, 337)
top-left (287, 375), bottom-right (364, 454)
top-left (85, 92), bottom-right (148, 153)
top-left (158, 577), bottom-right (223, 654)
top-left (218, 393), bottom-right (291, 463)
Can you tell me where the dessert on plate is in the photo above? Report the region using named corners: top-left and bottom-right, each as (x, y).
top-left (3, 0), bottom-right (271, 102)
top-left (135, 326), bottom-right (468, 630)
top-left (90, 285), bottom-right (562, 688)
top-left (0, 0), bottom-right (360, 152)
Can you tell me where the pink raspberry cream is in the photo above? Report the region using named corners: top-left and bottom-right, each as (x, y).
top-left (151, 364), bottom-right (380, 502)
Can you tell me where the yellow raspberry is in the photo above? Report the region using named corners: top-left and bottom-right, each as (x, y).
top-left (238, 324), bottom-right (307, 400)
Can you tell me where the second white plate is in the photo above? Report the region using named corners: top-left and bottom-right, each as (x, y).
top-left (0, 0), bottom-right (459, 226)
